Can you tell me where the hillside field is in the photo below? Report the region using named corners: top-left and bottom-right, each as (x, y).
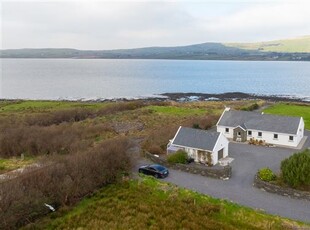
top-left (226, 36), bottom-right (310, 53)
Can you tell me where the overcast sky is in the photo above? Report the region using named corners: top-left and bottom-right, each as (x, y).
top-left (1, 0), bottom-right (310, 49)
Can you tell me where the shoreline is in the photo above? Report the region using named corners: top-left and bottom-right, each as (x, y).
top-left (1, 92), bottom-right (310, 103)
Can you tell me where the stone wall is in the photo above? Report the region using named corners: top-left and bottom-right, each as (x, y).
top-left (253, 174), bottom-right (310, 201)
top-left (145, 152), bottom-right (232, 180)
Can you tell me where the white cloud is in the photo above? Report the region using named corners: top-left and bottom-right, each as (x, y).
top-left (1, 0), bottom-right (310, 49)
top-left (203, 2), bottom-right (310, 42)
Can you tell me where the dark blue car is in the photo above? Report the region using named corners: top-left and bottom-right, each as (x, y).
top-left (138, 164), bottom-right (169, 178)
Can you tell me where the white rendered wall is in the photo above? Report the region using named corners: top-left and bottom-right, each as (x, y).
top-left (212, 133), bottom-right (229, 165)
top-left (217, 125), bottom-right (234, 139)
top-left (296, 118), bottom-right (304, 145)
top-left (247, 130), bottom-right (299, 147)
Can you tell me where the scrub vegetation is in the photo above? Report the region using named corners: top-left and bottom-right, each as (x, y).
top-left (26, 177), bottom-right (308, 230)
top-left (4, 99), bottom-right (298, 229)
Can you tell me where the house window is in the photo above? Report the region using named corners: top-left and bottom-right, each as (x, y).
top-left (237, 132), bottom-right (241, 137)
top-left (225, 128), bottom-right (229, 133)
top-left (248, 131), bottom-right (252, 136)
top-left (258, 132), bottom-right (262, 137)
top-left (289, 136), bottom-right (294, 141)
top-left (274, 134), bottom-right (278, 139)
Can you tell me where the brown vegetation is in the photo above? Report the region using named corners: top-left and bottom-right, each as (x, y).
top-left (0, 122), bottom-right (113, 157)
top-left (24, 101), bottom-right (146, 127)
top-left (0, 138), bottom-right (131, 229)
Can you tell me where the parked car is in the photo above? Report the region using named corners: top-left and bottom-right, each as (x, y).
top-left (138, 164), bottom-right (169, 178)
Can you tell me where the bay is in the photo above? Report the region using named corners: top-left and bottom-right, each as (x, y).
top-left (1, 59), bottom-right (309, 100)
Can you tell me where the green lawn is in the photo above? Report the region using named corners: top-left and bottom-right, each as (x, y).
top-left (28, 177), bottom-right (307, 230)
top-left (264, 103), bottom-right (310, 130)
top-left (145, 105), bottom-right (207, 116)
top-left (0, 100), bottom-right (108, 113)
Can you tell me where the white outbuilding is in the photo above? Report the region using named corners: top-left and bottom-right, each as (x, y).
top-left (167, 126), bottom-right (229, 165)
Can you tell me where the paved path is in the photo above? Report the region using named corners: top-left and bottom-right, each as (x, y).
top-left (135, 131), bottom-right (310, 223)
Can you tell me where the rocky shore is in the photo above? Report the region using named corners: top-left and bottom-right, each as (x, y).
top-left (1, 92), bottom-right (309, 103)
top-left (161, 92), bottom-right (310, 103)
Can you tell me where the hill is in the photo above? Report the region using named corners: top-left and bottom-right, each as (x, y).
top-left (226, 36), bottom-right (310, 53)
top-left (1, 36), bottom-right (310, 60)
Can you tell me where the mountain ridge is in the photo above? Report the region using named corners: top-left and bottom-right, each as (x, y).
top-left (1, 36), bottom-right (309, 61)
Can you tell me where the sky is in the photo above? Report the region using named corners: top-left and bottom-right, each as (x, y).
top-left (1, 0), bottom-right (310, 50)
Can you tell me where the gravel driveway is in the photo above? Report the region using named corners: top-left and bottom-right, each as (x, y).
top-left (136, 130), bottom-right (310, 223)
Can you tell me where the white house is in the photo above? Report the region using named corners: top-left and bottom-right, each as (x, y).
top-left (167, 126), bottom-right (229, 165)
top-left (216, 108), bottom-right (304, 147)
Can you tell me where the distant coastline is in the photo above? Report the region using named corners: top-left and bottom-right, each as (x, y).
top-left (1, 36), bottom-right (310, 61)
top-left (1, 92), bottom-right (310, 103)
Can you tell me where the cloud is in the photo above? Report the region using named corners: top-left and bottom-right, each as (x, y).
top-left (1, 0), bottom-right (310, 49)
top-left (203, 2), bottom-right (310, 42)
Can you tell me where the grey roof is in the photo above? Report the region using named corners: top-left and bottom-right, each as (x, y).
top-left (218, 110), bottom-right (301, 135)
top-left (172, 127), bottom-right (220, 151)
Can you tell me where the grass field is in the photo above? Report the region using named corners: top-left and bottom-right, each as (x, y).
top-left (27, 177), bottom-right (307, 230)
top-left (145, 105), bottom-right (208, 116)
top-left (0, 100), bottom-right (108, 113)
top-left (264, 103), bottom-right (310, 129)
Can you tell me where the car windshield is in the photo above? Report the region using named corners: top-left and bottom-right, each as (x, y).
top-left (152, 165), bottom-right (166, 171)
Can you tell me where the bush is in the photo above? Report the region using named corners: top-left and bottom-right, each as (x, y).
top-left (241, 103), bottom-right (259, 111)
top-left (148, 145), bottom-right (163, 155)
top-left (281, 149), bottom-right (310, 188)
top-left (192, 123), bottom-right (201, 129)
top-left (258, 168), bottom-right (276, 182)
top-left (167, 150), bottom-right (188, 164)
top-left (190, 115), bottom-right (220, 130)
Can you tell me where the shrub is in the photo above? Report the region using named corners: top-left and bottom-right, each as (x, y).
top-left (192, 123), bottom-right (201, 129)
top-left (241, 103), bottom-right (259, 111)
top-left (258, 168), bottom-right (276, 182)
top-left (281, 149), bottom-right (310, 188)
top-left (190, 115), bottom-right (220, 130)
top-left (167, 150), bottom-right (188, 164)
top-left (148, 145), bottom-right (163, 155)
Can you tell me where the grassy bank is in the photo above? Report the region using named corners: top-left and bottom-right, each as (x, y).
top-left (264, 103), bottom-right (310, 129)
top-left (27, 177), bottom-right (308, 230)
